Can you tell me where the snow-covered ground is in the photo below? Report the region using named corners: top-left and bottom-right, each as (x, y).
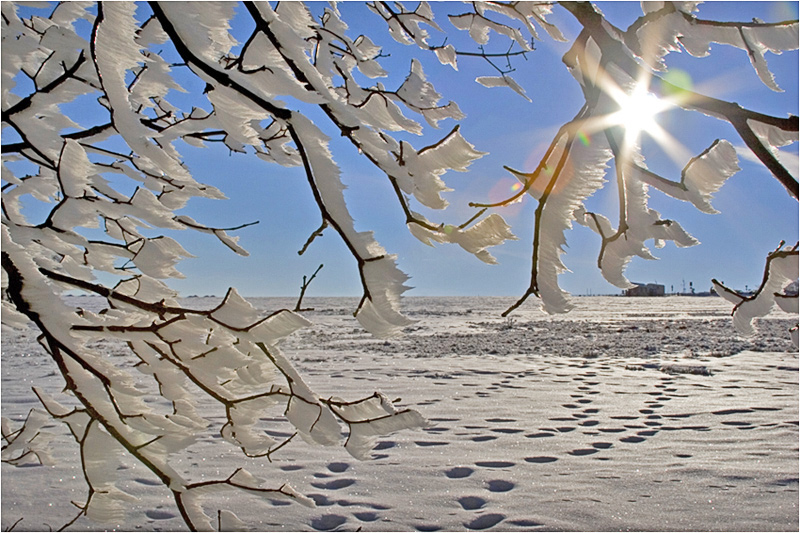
top-left (2, 296), bottom-right (797, 531)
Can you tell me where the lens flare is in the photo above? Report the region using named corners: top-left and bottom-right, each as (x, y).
top-left (770, 1), bottom-right (798, 21)
top-left (661, 68), bottom-right (694, 97)
top-left (487, 177), bottom-right (527, 216)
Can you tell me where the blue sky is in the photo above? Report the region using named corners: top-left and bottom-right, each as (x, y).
top-left (165, 1), bottom-right (798, 299)
top-left (7, 2), bottom-right (799, 299)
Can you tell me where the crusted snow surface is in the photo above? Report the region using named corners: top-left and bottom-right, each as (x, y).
top-left (2, 296), bottom-right (797, 532)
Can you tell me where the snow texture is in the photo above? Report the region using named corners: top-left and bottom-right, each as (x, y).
top-left (2, 296), bottom-right (797, 532)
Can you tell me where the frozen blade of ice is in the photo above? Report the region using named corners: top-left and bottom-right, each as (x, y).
top-left (741, 27), bottom-right (782, 92)
top-left (599, 143), bottom-right (699, 289)
top-left (748, 119), bottom-right (800, 154)
top-left (445, 214), bottom-right (518, 264)
top-left (275, 1), bottom-right (317, 39)
top-left (346, 409), bottom-right (428, 460)
top-left (356, 256), bottom-right (415, 338)
top-left (636, 140), bottom-right (740, 214)
top-left (58, 140), bottom-right (96, 199)
top-left (434, 44), bottom-right (457, 69)
top-left (532, 134), bottom-right (612, 313)
top-left (397, 126), bottom-right (485, 209)
top-left (218, 510), bottom-right (247, 532)
top-left (275, 484), bottom-right (315, 508)
top-left (254, 343), bottom-right (341, 445)
top-left (397, 59), bottom-right (441, 110)
top-left (286, 399), bottom-right (341, 446)
top-left (1, 300), bottom-right (31, 329)
top-left (331, 392), bottom-right (428, 459)
top-left (210, 288), bottom-right (261, 328)
top-left (716, 249), bottom-right (799, 336)
top-left (418, 126), bottom-right (487, 173)
top-left (0, 409), bottom-right (50, 462)
top-left (129, 236), bottom-right (193, 279)
top-left (95, 3), bottom-right (191, 183)
top-left (449, 13), bottom-right (528, 48)
top-left (248, 309), bottom-right (312, 344)
top-left (475, 75), bottom-right (531, 101)
top-left (679, 139), bottom-right (740, 213)
top-left (177, 488), bottom-right (215, 532)
top-left (221, 398), bottom-right (280, 456)
top-left (158, 2), bottom-right (238, 62)
top-left (775, 294), bottom-right (799, 314)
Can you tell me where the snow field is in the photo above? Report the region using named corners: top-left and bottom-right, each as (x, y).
top-left (2, 296), bottom-right (797, 531)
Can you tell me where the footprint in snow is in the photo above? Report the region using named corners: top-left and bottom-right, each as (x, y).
top-left (326, 462), bottom-right (349, 473)
top-left (310, 478), bottom-right (356, 490)
top-left (475, 461), bottom-right (515, 469)
top-left (464, 513), bottom-right (506, 530)
top-left (524, 456), bottom-right (558, 464)
top-left (567, 448), bottom-right (598, 456)
top-left (353, 511), bottom-right (380, 522)
top-left (446, 466), bottom-right (474, 479)
top-left (145, 509), bottom-right (176, 520)
top-left (311, 514), bottom-right (347, 531)
top-left (414, 524), bottom-right (442, 532)
top-left (620, 436), bottom-right (647, 444)
top-left (526, 432), bottom-right (556, 439)
top-left (134, 477), bottom-right (161, 486)
top-left (486, 480), bottom-right (514, 492)
top-left (458, 496), bottom-right (487, 510)
top-left (490, 428), bottom-right (524, 434)
top-left (508, 518), bottom-right (544, 527)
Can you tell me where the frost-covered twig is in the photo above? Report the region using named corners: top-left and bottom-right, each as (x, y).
top-left (712, 242), bottom-right (799, 344)
top-left (494, 1), bottom-right (798, 317)
top-left (295, 263), bottom-right (323, 312)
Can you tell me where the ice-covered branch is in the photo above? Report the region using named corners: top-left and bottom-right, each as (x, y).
top-left (494, 1), bottom-right (797, 316)
top-left (3, 2), bottom-right (798, 530)
top-left (560, 1), bottom-right (799, 198)
top-left (713, 242), bottom-right (799, 344)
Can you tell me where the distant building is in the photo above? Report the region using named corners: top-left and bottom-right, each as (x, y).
top-left (625, 283), bottom-right (665, 297)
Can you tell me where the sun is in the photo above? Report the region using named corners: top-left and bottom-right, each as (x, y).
top-left (611, 84), bottom-right (665, 140)
top-left (582, 69), bottom-right (676, 157)
top-left (600, 75), bottom-right (699, 168)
